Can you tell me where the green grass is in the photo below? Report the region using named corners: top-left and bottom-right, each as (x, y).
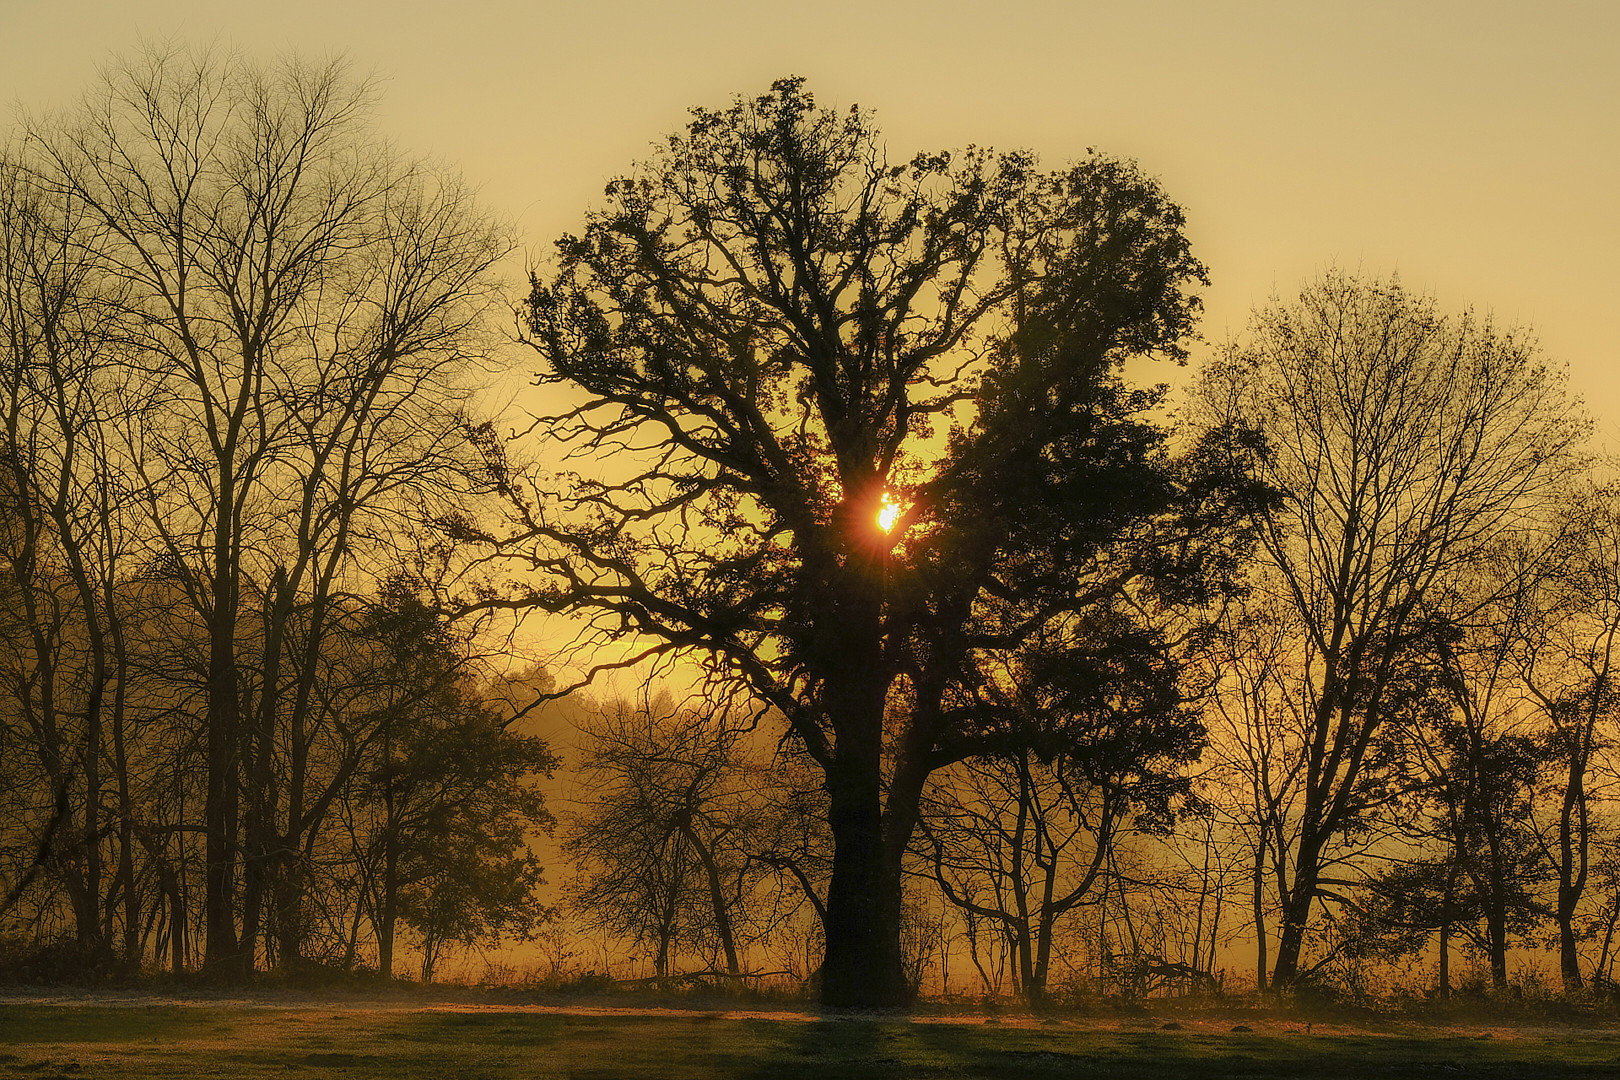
top-left (2, 1003), bottom-right (1619, 1078)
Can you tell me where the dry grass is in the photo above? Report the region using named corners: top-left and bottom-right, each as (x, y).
top-left (2, 996), bottom-right (1619, 1078)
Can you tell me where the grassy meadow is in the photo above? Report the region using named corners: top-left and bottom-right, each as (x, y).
top-left (2, 999), bottom-right (1620, 1078)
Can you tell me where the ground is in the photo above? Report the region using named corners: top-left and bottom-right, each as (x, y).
top-left (2, 991), bottom-right (1619, 1078)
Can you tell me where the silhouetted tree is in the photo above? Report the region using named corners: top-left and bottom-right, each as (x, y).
top-left (26, 43), bottom-right (509, 976)
top-left (1512, 485), bottom-right (1620, 991)
top-left (563, 697), bottom-right (761, 979)
top-left (347, 594), bottom-right (558, 981)
top-left (0, 147), bottom-right (134, 961)
top-left (1200, 591), bottom-right (1308, 992)
top-left (1364, 599), bottom-right (1547, 994)
top-left (1196, 270), bottom-right (1585, 988)
top-left (918, 616), bottom-right (1202, 1007)
top-left (500, 78), bottom-right (1253, 1006)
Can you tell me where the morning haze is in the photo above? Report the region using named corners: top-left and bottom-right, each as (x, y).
top-left (2, 4), bottom-right (1619, 1078)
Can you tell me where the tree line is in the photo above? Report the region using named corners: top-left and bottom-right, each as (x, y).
top-left (3, 48), bottom-right (1618, 1008)
top-left (0, 45), bottom-right (553, 981)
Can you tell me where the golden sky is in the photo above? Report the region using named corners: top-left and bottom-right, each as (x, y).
top-left (6, 0), bottom-right (1617, 435)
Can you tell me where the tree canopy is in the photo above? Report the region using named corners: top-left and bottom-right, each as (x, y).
top-left (500, 77), bottom-right (1255, 1007)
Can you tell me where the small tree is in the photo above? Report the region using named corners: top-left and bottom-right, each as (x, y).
top-left (350, 595), bottom-right (557, 981)
top-left (1373, 553), bottom-right (1552, 995)
top-left (1511, 485), bottom-right (1620, 991)
top-left (563, 697), bottom-right (762, 980)
top-left (919, 629), bottom-right (1201, 1007)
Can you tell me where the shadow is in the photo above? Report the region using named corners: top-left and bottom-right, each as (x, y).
top-left (740, 1016), bottom-right (891, 1080)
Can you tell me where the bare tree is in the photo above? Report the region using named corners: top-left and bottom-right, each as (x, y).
top-left (1200, 591), bottom-right (1310, 992)
top-left (1512, 485), bottom-right (1620, 991)
top-left (0, 147), bottom-right (137, 960)
top-left (24, 42), bottom-right (509, 976)
top-left (563, 697), bottom-right (763, 980)
top-left (1196, 270), bottom-right (1585, 988)
top-left (919, 750), bottom-right (1116, 1006)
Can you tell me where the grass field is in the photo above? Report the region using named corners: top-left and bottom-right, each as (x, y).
top-left (3, 999), bottom-right (1620, 1078)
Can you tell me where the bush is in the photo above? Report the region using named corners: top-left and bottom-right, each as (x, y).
top-left (0, 934), bottom-right (119, 984)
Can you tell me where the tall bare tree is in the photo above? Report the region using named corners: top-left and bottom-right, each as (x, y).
top-left (26, 43), bottom-right (510, 975)
top-left (1197, 270), bottom-right (1585, 987)
top-left (0, 148), bottom-right (135, 958)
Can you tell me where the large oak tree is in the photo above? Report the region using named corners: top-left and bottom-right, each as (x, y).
top-left (508, 79), bottom-right (1249, 1007)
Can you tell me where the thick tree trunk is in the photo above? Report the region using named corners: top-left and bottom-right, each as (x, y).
top-left (1559, 917), bottom-right (1582, 992)
top-left (1485, 874), bottom-right (1508, 990)
top-left (815, 554), bottom-right (914, 1009)
top-left (1488, 922), bottom-right (1508, 990)
top-left (1270, 833), bottom-right (1322, 988)
top-left (821, 755), bottom-right (908, 1007)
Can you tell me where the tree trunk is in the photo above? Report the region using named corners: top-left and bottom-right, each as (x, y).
top-left (815, 564), bottom-right (911, 1009)
top-left (1253, 829), bottom-right (1268, 992)
top-left (170, 880), bottom-right (187, 974)
top-left (1438, 861), bottom-right (1457, 1001)
top-left (1438, 921), bottom-right (1451, 1001)
top-left (275, 856), bottom-right (306, 972)
top-left (1270, 833), bottom-right (1322, 987)
top-left (1559, 916), bottom-right (1582, 993)
top-left (1028, 822), bottom-right (1060, 1009)
top-left (679, 822), bottom-right (739, 976)
top-left (1483, 866), bottom-right (1508, 990)
top-left (821, 753), bottom-right (908, 1007)
top-left (1558, 756), bottom-right (1588, 993)
top-left (109, 613), bottom-right (137, 970)
top-left (378, 825), bottom-right (397, 981)
top-left (203, 525), bottom-right (242, 976)
top-left (245, 568), bottom-right (292, 973)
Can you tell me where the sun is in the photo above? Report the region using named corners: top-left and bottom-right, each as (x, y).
top-left (876, 491), bottom-right (902, 533)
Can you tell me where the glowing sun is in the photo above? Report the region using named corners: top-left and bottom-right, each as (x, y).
top-left (877, 491), bottom-right (902, 533)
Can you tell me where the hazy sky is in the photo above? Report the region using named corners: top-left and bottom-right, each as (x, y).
top-left (5, 0), bottom-right (1617, 432)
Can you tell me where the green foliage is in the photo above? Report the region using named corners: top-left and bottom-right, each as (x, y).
top-left (359, 594), bottom-right (559, 980)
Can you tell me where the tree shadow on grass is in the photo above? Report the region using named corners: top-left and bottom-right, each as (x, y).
top-left (902, 1023), bottom-right (1620, 1080)
top-left (740, 1018), bottom-right (899, 1080)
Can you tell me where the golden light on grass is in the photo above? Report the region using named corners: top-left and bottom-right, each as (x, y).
top-left (877, 491), bottom-right (902, 533)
